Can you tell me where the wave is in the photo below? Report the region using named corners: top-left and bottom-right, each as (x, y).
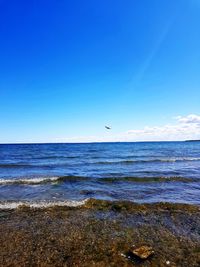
top-left (0, 199), bottom-right (88, 210)
top-left (0, 175), bottom-right (89, 185)
top-left (0, 163), bottom-right (56, 169)
top-left (0, 163), bottom-right (33, 168)
top-left (100, 176), bottom-right (197, 183)
top-left (35, 155), bottom-right (78, 160)
top-left (94, 158), bottom-right (200, 165)
top-left (0, 175), bottom-right (197, 186)
top-left (0, 163), bottom-right (70, 169)
top-left (0, 198), bottom-right (199, 211)
top-left (0, 157), bottom-right (199, 169)
top-left (0, 177), bottom-right (59, 185)
top-left (158, 157), bottom-right (200, 162)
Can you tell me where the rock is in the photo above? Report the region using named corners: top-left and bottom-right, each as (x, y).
top-left (131, 245), bottom-right (154, 259)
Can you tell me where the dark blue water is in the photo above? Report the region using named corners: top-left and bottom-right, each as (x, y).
top-left (0, 142), bottom-right (200, 207)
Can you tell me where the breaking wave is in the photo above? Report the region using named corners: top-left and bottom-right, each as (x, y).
top-left (0, 175), bottom-right (197, 186)
top-left (0, 198), bottom-right (199, 211)
top-left (0, 177), bottom-right (58, 185)
top-left (0, 176), bottom-right (89, 185)
top-left (0, 199), bottom-right (88, 210)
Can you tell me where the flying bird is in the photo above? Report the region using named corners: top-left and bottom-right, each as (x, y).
top-left (105, 126), bottom-right (111, 130)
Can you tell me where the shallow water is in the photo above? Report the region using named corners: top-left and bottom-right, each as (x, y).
top-left (0, 142), bottom-right (200, 207)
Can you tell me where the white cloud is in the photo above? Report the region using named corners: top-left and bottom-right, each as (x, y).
top-left (127, 114), bottom-right (200, 141)
top-left (176, 114), bottom-right (200, 125)
top-left (57, 114), bottom-right (200, 143)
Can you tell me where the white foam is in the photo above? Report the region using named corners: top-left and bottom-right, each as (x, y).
top-left (0, 177), bottom-right (59, 185)
top-left (160, 157), bottom-right (200, 162)
top-left (0, 199), bottom-right (88, 209)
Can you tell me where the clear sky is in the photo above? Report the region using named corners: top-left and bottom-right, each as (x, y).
top-left (0, 0), bottom-right (200, 143)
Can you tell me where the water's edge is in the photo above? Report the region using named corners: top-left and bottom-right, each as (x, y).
top-left (1, 198), bottom-right (199, 211)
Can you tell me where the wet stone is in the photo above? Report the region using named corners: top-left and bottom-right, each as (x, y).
top-left (131, 245), bottom-right (154, 259)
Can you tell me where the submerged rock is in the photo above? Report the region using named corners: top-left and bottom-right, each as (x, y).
top-left (131, 245), bottom-right (154, 259)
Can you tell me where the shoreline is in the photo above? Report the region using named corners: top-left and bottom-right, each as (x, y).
top-left (1, 200), bottom-right (200, 266)
top-left (1, 198), bottom-right (200, 210)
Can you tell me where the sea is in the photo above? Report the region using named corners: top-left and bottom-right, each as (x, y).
top-left (0, 142), bottom-right (200, 208)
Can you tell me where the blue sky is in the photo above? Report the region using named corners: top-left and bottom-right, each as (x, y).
top-left (0, 0), bottom-right (200, 143)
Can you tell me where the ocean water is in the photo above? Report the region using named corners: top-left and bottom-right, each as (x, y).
top-left (0, 142), bottom-right (200, 208)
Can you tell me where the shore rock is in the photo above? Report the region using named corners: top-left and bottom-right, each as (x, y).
top-left (132, 245), bottom-right (154, 259)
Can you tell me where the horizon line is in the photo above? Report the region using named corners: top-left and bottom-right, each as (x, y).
top-left (0, 140), bottom-right (199, 145)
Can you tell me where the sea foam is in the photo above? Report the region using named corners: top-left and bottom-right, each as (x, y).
top-left (0, 199), bottom-right (88, 209)
top-left (0, 177), bottom-right (59, 185)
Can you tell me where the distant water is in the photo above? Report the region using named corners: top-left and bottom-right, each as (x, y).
top-left (0, 142), bottom-right (200, 208)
